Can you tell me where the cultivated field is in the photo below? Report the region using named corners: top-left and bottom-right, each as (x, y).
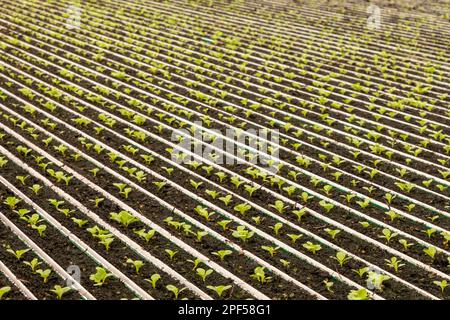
top-left (0, 0), bottom-right (448, 300)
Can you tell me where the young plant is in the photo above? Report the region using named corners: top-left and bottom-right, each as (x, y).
top-left (134, 229), bottom-right (156, 242)
top-left (352, 267), bottom-right (369, 278)
top-left (251, 267), bottom-right (272, 284)
top-left (232, 226), bottom-right (254, 242)
top-left (267, 222), bottom-right (282, 235)
top-left (347, 289), bottom-right (369, 300)
top-left (433, 280), bottom-right (448, 294)
top-left (324, 228), bottom-right (340, 239)
top-left (323, 279), bottom-right (334, 293)
top-left (36, 269), bottom-right (52, 283)
top-left (261, 245), bottom-right (280, 257)
top-left (423, 246), bottom-right (437, 261)
top-left (165, 249), bottom-right (178, 260)
top-left (50, 285), bottom-right (71, 300)
top-left (399, 239), bottom-right (414, 250)
top-left (109, 211), bottom-right (139, 228)
top-left (4, 196), bottom-right (21, 210)
top-left (269, 200), bottom-right (288, 214)
top-left (332, 251), bottom-right (351, 267)
top-left (234, 203), bottom-right (252, 216)
top-left (145, 274), bottom-right (161, 289)
top-left (196, 268), bottom-right (213, 282)
top-left (292, 208), bottom-right (307, 222)
top-left (7, 248), bottom-right (30, 260)
top-left (207, 285), bottom-right (232, 298)
top-left (0, 287), bottom-right (11, 300)
top-left (212, 250), bottom-right (233, 261)
top-left (319, 200), bottom-right (334, 213)
top-left (166, 285), bottom-right (186, 300)
top-left (385, 257), bottom-right (404, 272)
top-left (126, 259), bottom-right (145, 274)
top-left (302, 242), bottom-right (322, 254)
top-left (379, 229), bottom-right (398, 243)
top-left (28, 184), bottom-right (43, 195)
top-left (187, 258), bottom-right (204, 271)
top-left (367, 271), bottom-right (390, 291)
top-left (90, 267), bottom-right (114, 286)
top-left (23, 258), bottom-right (42, 273)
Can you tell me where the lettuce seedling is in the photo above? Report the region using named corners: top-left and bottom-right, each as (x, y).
top-left (270, 223), bottom-right (283, 236)
top-left (261, 246), bottom-right (280, 257)
top-left (110, 211), bottom-right (139, 228)
top-left (187, 258), bottom-right (204, 271)
top-left (212, 250), bottom-right (232, 261)
top-left (398, 239), bottom-right (414, 250)
top-left (217, 220), bottom-right (232, 231)
top-left (352, 267), bottom-right (369, 278)
top-left (214, 172), bottom-right (227, 183)
top-left (319, 200), bottom-right (334, 213)
top-left (433, 280), bottom-right (448, 293)
top-left (134, 229), bottom-right (155, 242)
top-left (71, 218), bottom-right (88, 228)
top-left (165, 249), bottom-right (178, 260)
top-left (219, 195), bottom-right (233, 206)
top-left (50, 285), bottom-right (71, 300)
top-left (207, 285), bottom-right (232, 298)
top-left (234, 203), bottom-right (252, 215)
top-left (359, 221), bottom-right (370, 228)
top-left (32, 224), bottom-right (47, 237)
top-left (190, 180), bottom-right (203, 190)
top-left (205, 190), bottom-right (220, 199)
top-left (325, 228), bottom-right (340, 239)
top-left (292, 208), bottom-right (307, 222)
top-left (244, 185), bottom-right (258, 197)
top-left (287, 234), bottom-right (303, 243)
top-left (194, 206), bottom-right (215, 221)
top-left (24, 258), bottom-right (42, 273)
top-left (379, 229), bottom-right (398, 243)
top-left (367, 271), bottom-right (390, 291)
top-left (145, 274), bottom-right (161, 289)
top-left (166, 285), bottom-right (186, 300)
top-left (423, 246), bottom-right (437, 261)
top-left (385, 210), bottom-right (402, 222)
top-left (422, 228), bottom-right (436, 238)
top-left (332, 251), bottom-right (351, 267)
top-left (232, 226), bottom-right (254, 242)
top-left (302, 242), bottom-right (322, 254)
top-left (282, 185), bottom-right (297, 197)
top-left (323, 279), bottom-right (334, 293)
top-left (4, 196), bottom-right (21, 210)
top-left (7, 248), bottom-right (30, 260)
top-left (0, 157), bottom-right (8, 168)
top-left (269, 200), bottom-right (288, 214)
top-left (385, 257), bottom-right (404, 272)
top-left (36, 269), bottom-right (52, 283)
top-left (90, 267), bottom-right (114, 286)
top-left (126, 259), bottom-right (145, 274)
top-left (29, 184), bottom-right (42, 195)
top-left (16, 175), bottom-right (29, 186)
top-left (196, 268), bottom-right (213, 282)
top-left (98, 235), bottom-right (114, 252)
top-left (347, 289), bottom-right (369, 300)
top-left (195, 231), bottom-right (208, 242)
top-left (48, 199), bottom-right (64, 210)
top-left (251, 267), bottom-right (271, 284)
top-left (13, 209), bottom-right (30, 218)
top-left (300, 192), bottom-right (314, 203)
top-left (0, 286), bottom-right (11, 300)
